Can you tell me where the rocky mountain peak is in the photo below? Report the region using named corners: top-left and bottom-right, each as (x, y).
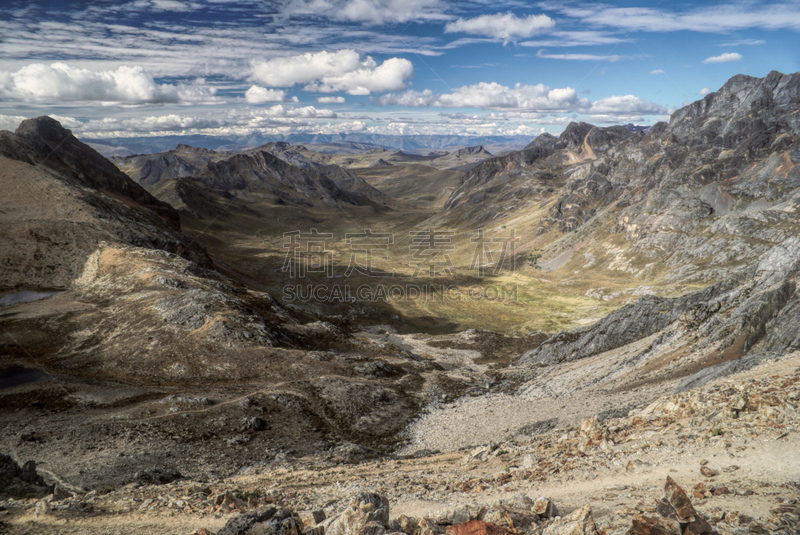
top-left (455, 145), bottom-right (489, 156)
top-left (14, 115), bottom-right (72, 144)
top-left (3, 116), bottom-right (181, 230)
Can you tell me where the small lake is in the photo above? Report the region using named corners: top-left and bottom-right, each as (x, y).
top-left (0, 290), bottom-right (56, 307)
top-left (0, 368), bottom-right (53, 390)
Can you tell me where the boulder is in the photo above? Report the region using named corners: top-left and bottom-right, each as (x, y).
top-left (326, 493), bottom-right (390, 535)
top-left (664, 477), bottom-right (696, 522)
top-left (541, 504), bottom-right (598, 535)
top-left (533, 497), bottom-right (558, 519)
top-left (0, 453), bottom-right (50, 498)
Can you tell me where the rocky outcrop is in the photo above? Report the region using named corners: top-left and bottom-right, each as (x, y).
top-left (0, 454), bottom-right (49, 498)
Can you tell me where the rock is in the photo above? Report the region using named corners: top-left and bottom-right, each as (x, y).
top-left (415, 519), bottom-right (438, 535)
top-left (326, 493), bottom-right (390, 535)
top-left (533, 497), bottom-right (558, 519)
top-left (629, 515), bottom-right (675, 535)
top-left (35, 499), bottom-right (51, 516)
top-left (357, 522), bottom-right (387, 535)
top-left (398, 515), bottom-right (420, 534)
top-left (541, 504), bottom-right (599, 535)
top-left (428, 507), bottom-right (470, 525)
top-left (216, 507), bottom-right (296, 535)
top-left (445, 520), bottom-right (511, 535)
top-left (0, 454), bottom-right (49, 498)
top-left (522, 454), bottom-right (537, 469)
top-left (300, 510), bottom-right (327, 528)
top-left (215, 490), bottom-right (246, 510)
top-left (52, 484), bottom-right (73, 501)
top-left (681, 515), bottom-right (712, 535)
top-left (580, 417), bottom-right (600, 436)
top-left (664, 477), bottom-right (697, 522)
top-left (502, 494), bottom-right (533, 511)
top-left (246, 417), bottom-right (267, 431)
top-left (699, 466), bottom-right (716, 477)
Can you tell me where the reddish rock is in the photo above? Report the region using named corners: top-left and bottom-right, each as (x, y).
top-left (699, 466), bottom-right (716, 477)
top-left (445, 520), bottom-right (512, 535)
top-left (681, 515), bottom-right (712, 535)
top-left (629, 515), bottom-right (675, 535)
top-left (664, 477), bottom-right (697, 522)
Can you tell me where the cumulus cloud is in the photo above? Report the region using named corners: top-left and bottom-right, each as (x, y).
top-left (377, 82), bottom-right (587, 112)
top-left (283, 0), bottom-right (448, 24)
top-left (703, 52), bottom-right (742, 63)
top-left (0, 62), bottom-right (218, 104)
top-left (700, 87), bottom-right (711, 95)
top-left (536, 50), bottom-right (620, 61)
top-left (445, 12), bottom-right (555, 42)
top-left (0, 114), bottom-right (28, 132)
top-left (250, 50), bottom-right (413, 95)
top-left (650, 69), bottom-right (664, 74)
top-left (589, 95), bottom-right (667, 116)
top-left (245, 86), bottom-right (288, 103)
top-left (317, 96), bottom-right (346, 103)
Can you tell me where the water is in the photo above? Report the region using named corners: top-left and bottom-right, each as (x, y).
top-left (0, 368), bottom-right (53, 390)
top-left (0, 290), bottom-right (55, 306)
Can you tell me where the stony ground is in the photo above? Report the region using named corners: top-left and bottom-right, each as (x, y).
top-left (2, 351), bottom-right (798, 535)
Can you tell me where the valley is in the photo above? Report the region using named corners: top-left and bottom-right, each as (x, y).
top-left (1, 70), bottom-right (800, 535)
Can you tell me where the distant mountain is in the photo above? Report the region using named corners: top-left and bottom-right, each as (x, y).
top-left (81, 133), bottom-right (535, 157)
top-left (113, 143), bottom-right (391, 209)
top-left (622, 123), bottom-right (652, 134)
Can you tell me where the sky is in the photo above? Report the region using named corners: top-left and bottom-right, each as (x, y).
top-left (1, 0), bottom-right (799, 141)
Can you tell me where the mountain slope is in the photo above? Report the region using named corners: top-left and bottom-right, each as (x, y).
top-left (433, 70), bottom-right (800, 385)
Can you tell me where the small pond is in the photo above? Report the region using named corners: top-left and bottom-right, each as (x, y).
top-left (0, 368), bottom-right (53, 390)
top-left (0, 290), bottom-right (56, 307)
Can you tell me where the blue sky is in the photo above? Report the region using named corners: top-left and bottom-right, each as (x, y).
top-left (1, 0), bottom-right (799, 140)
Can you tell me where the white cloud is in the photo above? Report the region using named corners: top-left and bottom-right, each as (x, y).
top-left (0, 62), bottom-right (218, 104)
top-left (718, 39), bottom-right (764, 46)
top-left (518, 30), bottom-right (629, 48)
top-left (703, 52), bottom-right (742, 63)
top-left (650, 69), bottom-right (664, 75)
top-left (77, 105), bottom-right (338, 138)
top-left (444, 12), bottom-right (555, 42)
top-left (700, 87), bottom-right (711, 95)
top-left (536, 50), bottom-right (620, 61)
top-left (553, 3), bottom-right (800, 32)
top-left (0, 114), bottom-right (28, 132)
top-left (245, 86), bottom-right (287, 103)
top-left (282, 0), bottom-right (448, 24)
top-left (317, 96), bottom-right (346, 103)
top-left (250, 50), bottom-right (413, 95)
top-left (589, 95), bottom-right (667, 116)
top-left (377, 82), bottom-right (587, 112)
